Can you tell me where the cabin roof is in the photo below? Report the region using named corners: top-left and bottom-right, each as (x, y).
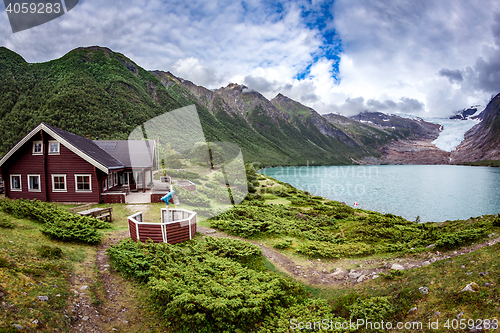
top-left (0, 123), bottom-right (131, 173)
top-left (94, 140), bottom-right (156, 168)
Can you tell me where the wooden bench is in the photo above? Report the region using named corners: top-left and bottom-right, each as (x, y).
top-left (77, 207), bottom-right (113, 222)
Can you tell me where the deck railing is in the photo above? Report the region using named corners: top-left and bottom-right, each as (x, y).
top-left (102, 192), bottom-right (126, 203)
top-left (128, 208), bottom-right (196, 244)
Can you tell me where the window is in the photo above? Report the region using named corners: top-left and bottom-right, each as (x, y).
top-left (48, 141), bottom-right (60, 155)
top-left (51, 174), bottom-right (67, 192)
top-left (32, 141), bottom-right (43, 155)
top-left (10, 174), bottom-right (21, 191)
top-left (75, 174), bottom-right (92, 192)
top-left (28, 174), bottom-right (41, 192)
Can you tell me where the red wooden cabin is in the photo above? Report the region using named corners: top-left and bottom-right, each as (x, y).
top-left (0, 123), bottom-right (156, 203)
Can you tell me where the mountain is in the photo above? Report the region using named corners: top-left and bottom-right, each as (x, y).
top-left (452, 94), bottom-right (500, 162)
top-left (0, 46), bottom-right (367, 167)
top-left (1, 45), bottom-right (498, 167)
top-left (449, 106), bottom-right (483, 120)
top-left (150, 71), bottom-right (368, 165)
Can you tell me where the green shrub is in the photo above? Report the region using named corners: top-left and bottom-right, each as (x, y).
top-left (0, 257), bottom-right (10, 268)
top-left (106, 239), bottom-right (152, 282)
top-left (349, 296), bottom-right (395, 322)
top-left (107, 238), bottom-right (307, 333)
top-left (435, 228), bottom-right (487, 250)
top-left (493, 216), bottom-right (500, 227)
top-left (258, 299), bottom-right (345, 333)
top-left (273, 239), bottom-right (292, 250)
top-left (380, 269), bottom-right (404, 280)
top-left (42, 219), bottom-right (102, 244)
top-left (297, 241), bottom-right (373, 259)
top-left (174, 185), bottom-right (211, 208)
top-left (0, 199), bottom-right (107, 244)
top-left (37, 245), bottom-right (63, 258)
top-left (0, 216), bottom-right (14, 228)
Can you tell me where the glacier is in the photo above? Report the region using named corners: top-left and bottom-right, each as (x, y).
top-left (425, 118), bottom-right (479, 152)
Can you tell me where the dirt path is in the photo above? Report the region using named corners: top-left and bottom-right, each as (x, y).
top-left (198, 225), bottom-right (500, 286)
top-left (66, 205), bottom-right (158, 333)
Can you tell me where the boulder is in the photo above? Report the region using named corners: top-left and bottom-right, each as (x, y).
top-left (418, 287), bottom-right (429, 295)
top-left (391, 263), bottom-right (405, 270)
top-left (460, 282), bottom-right (479, 293)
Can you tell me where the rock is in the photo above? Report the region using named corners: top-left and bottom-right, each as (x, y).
top-left (37, 296), bottom-right (48, 302)
top-left (391, 263), bottom-right (405, 270)
top-left (80, 286), bottom-right (89, 290)
top-left (432, 311), bottom-right (441, 317)
top-left (296, 266), bottom-right (301, 269)
top-left (422, 261), bottom-right (431, 266)
top-left (460, 282), bottom-right (479, 293)
top-left (322, 269), bottom-right (326, 273)
top-left (426, 244), bottom-right (435, 248)
top-left (12, 324), bottom-right (24, 330)
top-left (82, 316), bottom-right (89, 321)
top-left (348, 271), bottom-right (362, 279)
top-left (479, 271), bottom-right (488, 276)
top-left (31, 319), bottom-right (39, 325)
top-left (205, 229), bottom-right (216, 234)
top-left (418, 287), bottom-right (429, 295)
top-left (488, 233), bottom-right (495, 238)
top-left (372, 275), bottom-right (379, 279)
top-left (456, 311), bottom-right (464, 319)
top-left (461, 265), bottom-right (466, 268)
top-left (409, 307), bottom-right (417, 313)
top-left (357, 275), bottom-right (366, 283)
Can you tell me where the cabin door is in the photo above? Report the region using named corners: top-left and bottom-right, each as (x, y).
top-left (135, 171), bottom-right (143, 190)
top-left (127, 172), bottom-right (136, 191)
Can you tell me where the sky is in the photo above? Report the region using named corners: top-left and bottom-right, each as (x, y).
top-left (1, 0), bottom-right (500, 117)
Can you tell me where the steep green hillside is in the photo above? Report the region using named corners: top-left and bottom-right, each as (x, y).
top-left (0, 46), bottom-right (368, 166)
top-left (151, 72), bottom-right (369, 166)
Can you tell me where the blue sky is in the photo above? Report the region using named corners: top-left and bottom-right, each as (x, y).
top-left (1, 0), bottom-right (500, 116)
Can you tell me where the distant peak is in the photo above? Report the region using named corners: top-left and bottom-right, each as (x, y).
top-left (225, 83), bottom-right (247, 90)
top-left (274, 93), bottom-right (289, 100)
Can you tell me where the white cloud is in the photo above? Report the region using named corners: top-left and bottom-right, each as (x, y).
top-left (1, 0), bottom-right (500, 118)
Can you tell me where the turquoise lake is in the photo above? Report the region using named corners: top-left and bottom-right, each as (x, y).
top-left (261, 165), bottom-right (500, 222)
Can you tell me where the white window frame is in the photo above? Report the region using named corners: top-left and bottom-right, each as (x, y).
top-left (75, 174), bottom-right (92, 192)
top-left (32, 141), bottom-right (43, 155)
top-left (51, 174), bottom-right (67, 192)
top-left (48, 140), bottom-right (60, 155)
top-left (27, 174), bottom-right (41, 192)
top-left (10, 174), bottom-right (22, 191)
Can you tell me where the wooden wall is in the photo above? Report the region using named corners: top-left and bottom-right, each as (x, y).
top-left (2, 132), bottom-right (100, 202)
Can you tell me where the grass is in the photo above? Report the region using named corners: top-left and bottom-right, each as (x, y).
top-left (0, 203), bottom-right (168, 332)
top-left (1, 174), bottom-right (499, 332)
top-left (0, 210), bottom-right (87, 331)
top-left (309, 242), bottom-right (500, 332)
